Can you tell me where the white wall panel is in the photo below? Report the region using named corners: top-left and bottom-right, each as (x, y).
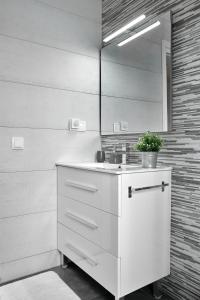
top-left (0, 170), bottom-right (56, 219)
top-left (0, 35), bottom-right (99, 94)
top-left (0, 250), bottom-right (60, 284)
top-left (0, 128), bottom-right (100, 172)
top-left (102, 60), bottom-right (162, 101)
top-left (101, 96), bottom-right (163, 134)
top-left (0, 0), bottom-right (100, 282)
top-left (0, 0), bottom-right (101, 58)
top-left (101, 39), bottom-right (161, 73)
top-left (0, 81), bottom-right (99, 130)
top-left (0, 211), bottom-right (57, 263)
top-left (38, 0), bottom-right (102, 23)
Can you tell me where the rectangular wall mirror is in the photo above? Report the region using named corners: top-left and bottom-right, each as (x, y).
top-left (101, 11), bottom-right (172, 135)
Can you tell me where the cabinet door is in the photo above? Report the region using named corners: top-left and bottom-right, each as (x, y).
top-left (120, 170), bottom-right (171, 297)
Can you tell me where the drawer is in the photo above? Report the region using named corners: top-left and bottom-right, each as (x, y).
top-left (58, 196), bottom-right (118, 257)
top-left (58, 223), bottom-right (119, 296)
top-left (57, 166), bottom-right (120, 215)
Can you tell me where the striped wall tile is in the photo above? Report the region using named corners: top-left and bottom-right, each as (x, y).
top-left (101, 1), bottom-right (200, 299)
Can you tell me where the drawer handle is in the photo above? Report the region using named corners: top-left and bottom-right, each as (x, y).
top-left (65, 211), bottom-right (98, 230)
top-left (66, 243), bottom-right (98, 267)
top-left (65, 180), bottom-right (98, 193)
top-left (128, 181), bottom-right (169, 198)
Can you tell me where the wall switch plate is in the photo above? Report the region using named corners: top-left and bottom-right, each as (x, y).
top-left (113, 122), bottom-right (120, 133)
top-left (12, 137), bottom-right (24, 150)
top-left (120, 121), bottom-right (128, 131)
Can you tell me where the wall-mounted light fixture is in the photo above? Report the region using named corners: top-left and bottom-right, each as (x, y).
top-left (118, 20), bottom-right (161, 47)
top-left (103, 14), bottom-right (146, 43)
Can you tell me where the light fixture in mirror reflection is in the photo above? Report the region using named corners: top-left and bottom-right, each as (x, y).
top-left (118, 20), bottom-right (161, 47)
top-left (101, 11), bottom-right (172, 135)
top-left (103, 14), bottom-right (146, 43)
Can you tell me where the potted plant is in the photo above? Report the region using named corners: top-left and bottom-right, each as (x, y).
top-left (135, 132), bottom-right (163, 168)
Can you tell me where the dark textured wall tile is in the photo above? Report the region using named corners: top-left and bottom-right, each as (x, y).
top-left (101, 1), bottom-right (200, 299)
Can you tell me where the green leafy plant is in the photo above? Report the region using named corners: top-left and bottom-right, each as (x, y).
top-left (135, 132), bottom-right (164, 152)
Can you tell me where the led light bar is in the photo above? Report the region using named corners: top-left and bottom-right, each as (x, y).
top-left (118, 20), bottom-right (161, 47)
top-left (103, 14), bottom-right (146, 43)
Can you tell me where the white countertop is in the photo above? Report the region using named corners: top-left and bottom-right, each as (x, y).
top-left (56, 162), bottom-right (172, 174)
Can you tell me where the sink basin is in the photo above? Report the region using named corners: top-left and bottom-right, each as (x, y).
top-left (96, 163), bottom-right (140, 170)
top-left (56, 161), bottom-right (143, 173)
top-left (71, 162), bottom-right (140, 170)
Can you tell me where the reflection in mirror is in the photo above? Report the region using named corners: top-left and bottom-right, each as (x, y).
top-left (101, 11), bottom-right (172, 135)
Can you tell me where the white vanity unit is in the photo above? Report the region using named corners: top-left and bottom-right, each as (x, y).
top-left (56, 162), bottom-right (171, 300)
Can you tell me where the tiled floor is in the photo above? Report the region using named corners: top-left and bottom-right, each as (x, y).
top-left (0, 262), bottom-right (172, 300)
top-left (52, 263), bottom-right (172, 300)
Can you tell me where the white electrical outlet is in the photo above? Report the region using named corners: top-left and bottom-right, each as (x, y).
top-left (113, 122), bottom-right (120, 133)
top-left (69, 119), bottom-right (86, 131)
top-left (120, 121), bottom-right (128, 131)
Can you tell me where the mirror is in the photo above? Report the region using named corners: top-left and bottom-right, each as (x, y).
top-left (101, 11), bottom-right (172, 135)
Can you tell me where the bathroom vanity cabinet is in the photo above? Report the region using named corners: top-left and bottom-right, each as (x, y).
top-left (56, 163), bottom-right (171, 300)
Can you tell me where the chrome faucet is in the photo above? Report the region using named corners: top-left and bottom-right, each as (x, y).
top-left (109, 145), bottom-right (120, 164)
top-left (109, 144), bottom-right (127, 164)
top-left (121, 143), bottom-right (127, 164)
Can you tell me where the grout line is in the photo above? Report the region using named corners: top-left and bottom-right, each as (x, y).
top-left (0, 32), bottom-right (100, 61)
top-left (0, 78), bottom-right (99, 97)
top-left (0, 169), bottom-right (56, 174)
top-left (102, 93), bottom-right (162, 104)
top-left (0, 125), bottom-right (99, 132)
top-left (0, 209), bottom-right (57, 221)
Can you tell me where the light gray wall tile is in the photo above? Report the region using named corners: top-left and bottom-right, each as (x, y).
top-left (0, 128), bottom-right (100, 172)
top-left (101, 60), bottom-right (162, 101)
top-left (0, 81), bottom-right (99, 131)
top-left (0, 170), bottom-right (56, 219)
top-left (38, 0), bottom-right (102, 23)
top-left (101, 38), bottom-right (162, 73)
top-left (0, 211), bottom-right (57, 263)
top-left (0, 0), bottom-right (101, 58)
top-left (0, 0), bottom-right (101, 282)
top-left (0, 250), bottom-right (60, 284)
top-left (101, 96), bottom-right (162, 134)
top-left (0, 35), bottom-right (99, 94)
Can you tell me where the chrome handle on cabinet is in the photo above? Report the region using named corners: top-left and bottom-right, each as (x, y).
top-left (65, 211), bottom-right (98, 230)
top-left (65, 243), bottom-right (98, 267)
top-left (65, 180), bottom-right (98, 193)
top-left (128, 181), bottom-right (169, 198)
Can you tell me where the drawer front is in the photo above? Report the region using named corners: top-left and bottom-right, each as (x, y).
top-left (57, 166), bottom-right (120, 215)
top-left (58, 223), bottom-right (119, 296)
top-left (58, 196), bottom-right (118, 257)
